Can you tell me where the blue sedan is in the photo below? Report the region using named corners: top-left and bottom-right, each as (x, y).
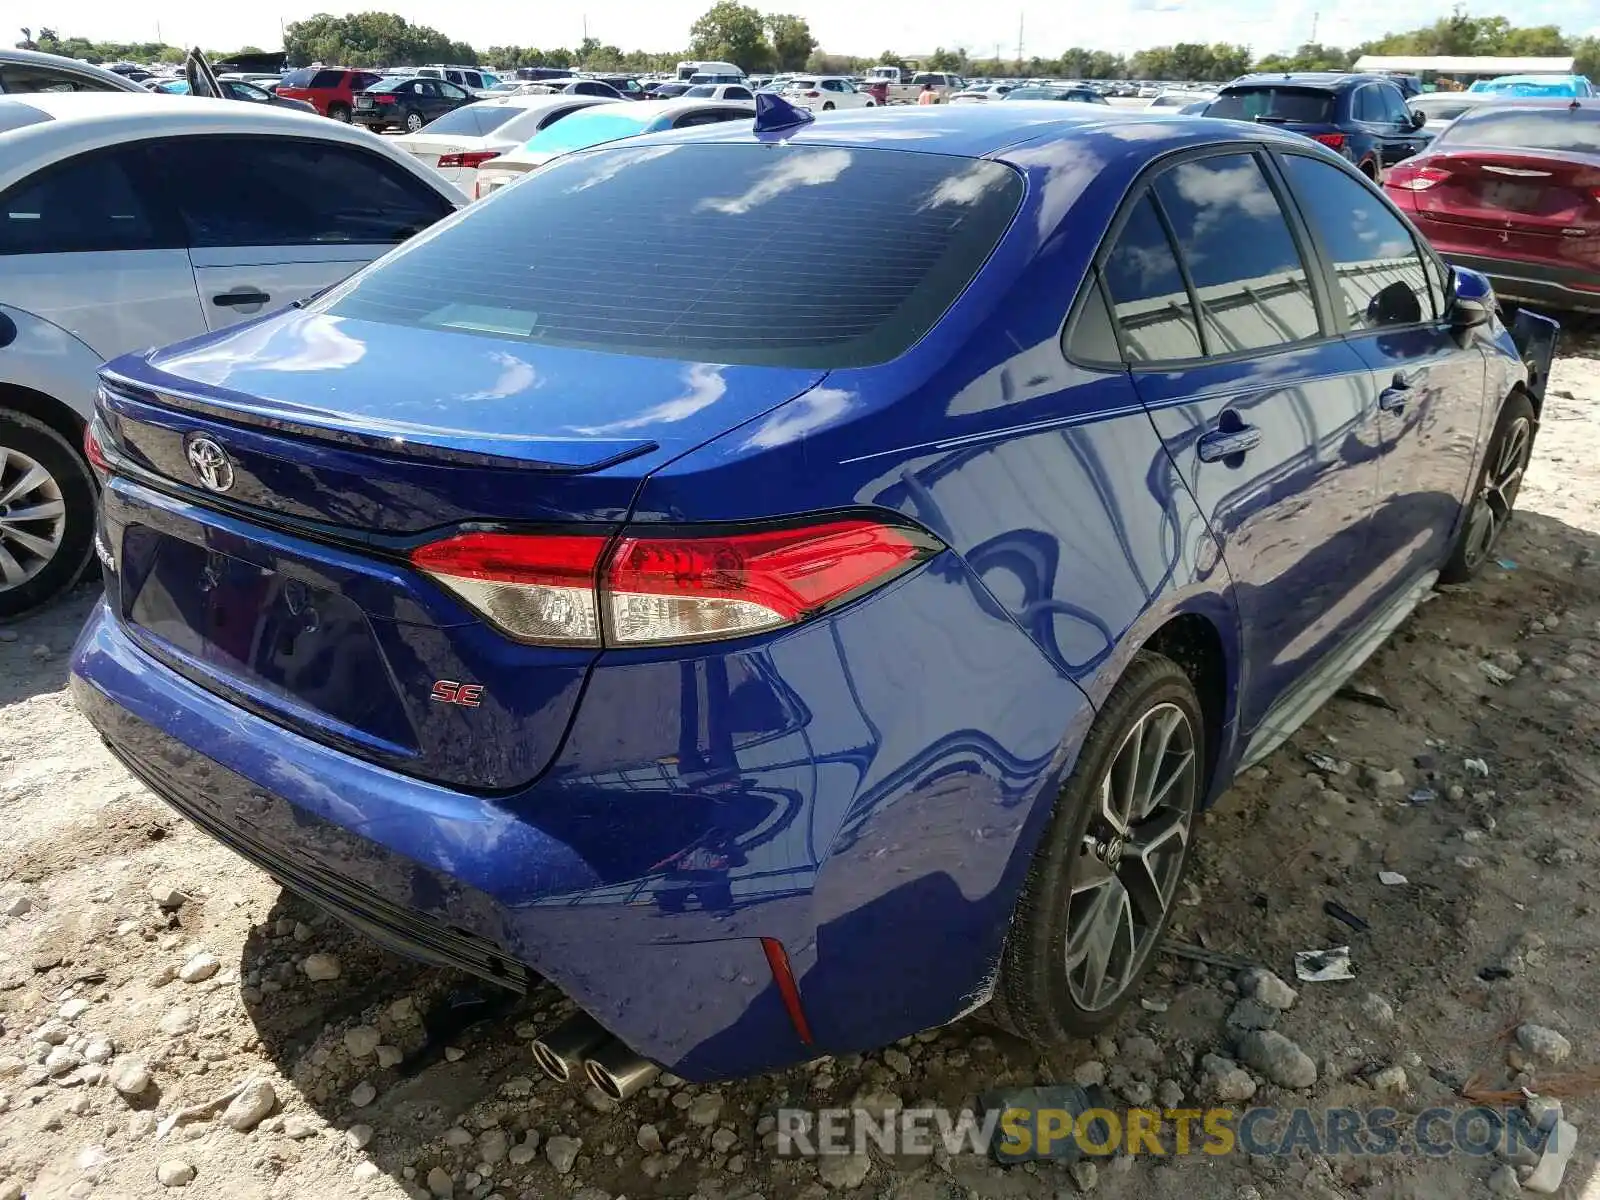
top-left (73, 102), bottom-right (1553, 1088)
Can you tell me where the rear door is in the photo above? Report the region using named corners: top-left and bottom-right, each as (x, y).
top-left (436, 80), bottom-right (471, 117)
top-left (0, 145), bottom-right (202, 359)
top-left (1278, 151), bottom-right (1488, 588)
top-left (1373, 82), bottom-right (1425, 168)
top-left (1108, 149), bottom-right (1385, 732)
top-left (143, 135), bottom-right (456, 332)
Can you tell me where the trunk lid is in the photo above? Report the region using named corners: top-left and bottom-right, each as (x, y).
top-left (97, 306), bottom-right (827, 790)
top-left (1413, 150), bottom-right (1600, 265)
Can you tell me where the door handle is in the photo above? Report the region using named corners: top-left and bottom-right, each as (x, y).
top-left (1196, 425), bottom-right (1262, 463)
top-left (212, 289), bottom-right (271, 308)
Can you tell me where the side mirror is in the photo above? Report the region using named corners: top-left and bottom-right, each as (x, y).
top-left (1410, 108), bottom-right (1428, 130)
top-left (1448, 265), bottom-right (1493, 330)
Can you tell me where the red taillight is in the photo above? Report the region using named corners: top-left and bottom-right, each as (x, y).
top-left (411, 531), bottom-right (608, 645)
top-left (83, 422), bottom-right (110, 478)
top-left (804, 91), bottom-right (821, 98)
top-left (1387, 163), bottom-right (1451, 191)
top-left (371, 93), bottom-right (397, 104)
top-left (437, 150), bottom-right (502, 169)
top-left (409, 518), bottom-right (934, 647)
top-left (1311, 132), bottom-right (1346, 150)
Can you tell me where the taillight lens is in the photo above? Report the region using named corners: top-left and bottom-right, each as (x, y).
top-left (83, 421), bottom-right (110, 479)
top-left (371, 93), bottom-right (397, 104)
top-left (805, 91), bottom-right (821, 98)
top-left (437, 150), bottom-right (502, 168)
top-left (1387, 163), bottom-right (1451, 191)
top-left (409, 518), bottom-right (935, 647)
top-left (411, 532), bottom-right (607, 645)
top-left (1311, 132), bottom-right (1346, 150)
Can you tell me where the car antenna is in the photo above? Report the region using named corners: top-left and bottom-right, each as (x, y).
top-left (753, 92), bottom-right (814, 134)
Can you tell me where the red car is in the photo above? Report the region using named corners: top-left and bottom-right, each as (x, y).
top-left (275, 66), bottom-right (384, 122)
top-left (1385, 99), bottom-right (1600, 312)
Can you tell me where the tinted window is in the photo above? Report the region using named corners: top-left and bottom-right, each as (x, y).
top-left (726, 86), bottom-right (753, 100)
top-left (309, 70), bottom-right (344, 89)
top-left (1353, 86), bottom-right (1380, 122)
top-left (1207, 87), bottom-right (1335, 123)
top-left (325, 144), bottom-right (1023, 369)
top-left (1102, 194), bottom-right (1204, 362)
top-left (1379, 85), bottom-right (1411, 123)
top-left (1280, 154), bottom-right (1429, 331)
top-left (0, 150), bottom-right (164, 254)
top-left (1066, 276), bottom-right (1120, 364)
top-left (280, 68), bottom-right (316, 88)
top-left (1435, 106), bottom-right (1600, 153)
top-left (0, 65), bottom-right (125, 93)
top-left (414, 104), bottom-right (520, 136)
top-left (354, 72), bottom-right (382, 90)
top-left (1153, 154), bottom-right (1318, 353)
top-left (150, 137), bottom-right (451, 248)
top-left (673, 109), bottom-right (748, 128)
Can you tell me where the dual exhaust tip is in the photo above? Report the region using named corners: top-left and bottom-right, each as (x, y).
top-left (531, 1011), bottom-right (660, 1101)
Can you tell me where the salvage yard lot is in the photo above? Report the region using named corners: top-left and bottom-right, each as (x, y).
top-left (0, 329), bottom-right (1598, 1199)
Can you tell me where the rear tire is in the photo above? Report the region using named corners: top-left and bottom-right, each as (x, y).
top-left (0, 410), bottom-right (95, 620)
top-left (1440, 390), bottom-right (1535, 583)
top-left (328, 102), bottom-right (351, 122)
top-left (990, 652), bottom-right (1204, 1042)
top-left (822, 101), bottom-right (835, 111)
top-left (405, 110), bottom-right (425, 133)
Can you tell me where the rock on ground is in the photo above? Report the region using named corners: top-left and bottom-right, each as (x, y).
top-left (1237, 1030), bottom-right (1318, 1089)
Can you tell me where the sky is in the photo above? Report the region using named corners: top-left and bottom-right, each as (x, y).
top-left (24, 0), bottom-right (1600, 59)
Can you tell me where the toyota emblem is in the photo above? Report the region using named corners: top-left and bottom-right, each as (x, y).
top-left (185, 437), bottom-right (235, 493)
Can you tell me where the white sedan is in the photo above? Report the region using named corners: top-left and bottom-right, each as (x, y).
top-left (0, 92), bottom-right (464, 617)
top-left (680, 83), bottom-right (757, 101)
top-left (391, 94), bottom-right (621, 186)
top-left (782, 77), bottom-right (876, 111)
top-left (949, 84), bottom-right (1015, 103)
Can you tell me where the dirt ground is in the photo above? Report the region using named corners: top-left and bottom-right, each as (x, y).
top-left (1, 326), bottom-right (1598, 1200)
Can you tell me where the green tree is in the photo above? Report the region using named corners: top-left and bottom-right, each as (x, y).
top-left (876, 50), bottom-right (907, 71)
top-left (688, 1), bottom-right (771, 71)
top-left (283, 12), bottom-right (477, 68)
top-left (765, 14), bottom-right (816, 71)
top-left (926, 46), bottom-right (962, 71)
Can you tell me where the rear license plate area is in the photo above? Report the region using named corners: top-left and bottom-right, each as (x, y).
top-left (121, 528), bottom-right (413, 747)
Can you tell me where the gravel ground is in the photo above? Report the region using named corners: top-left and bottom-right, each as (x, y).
top-left (1, 327), bottom-right (1598, 1200)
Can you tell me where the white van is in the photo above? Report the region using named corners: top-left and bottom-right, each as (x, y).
top-left (675, 60), bottom-right (744, 82)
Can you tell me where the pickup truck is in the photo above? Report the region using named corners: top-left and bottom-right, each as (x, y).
top-left (863, 66), bottom-right (966, 103)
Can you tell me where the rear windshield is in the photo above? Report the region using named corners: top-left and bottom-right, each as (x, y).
top-left (1435, 106), bottom-right (1600, 153)
top-left (323, 143), bottom-right (1023, 368)
top-left (522, 107), bottom-right (656, 154)
top-left (280, 68), bottom-right (315, 88)
top-left (1415, 99), bottom-right (1474, 121)
top-left (416, 104), bottom-right (522, 136)
top-left (1207, 86), bottom-right (1336, 124)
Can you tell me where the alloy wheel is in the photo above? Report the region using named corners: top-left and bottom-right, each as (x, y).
top-left (407, 112), bottom-right (424, 132)
top-left (1064, 701), bottom-right (1197, 1011)
top-left (1462, 415), bottom-right (1532, 570)
top-left (0, 445), bottom-right (67, 592)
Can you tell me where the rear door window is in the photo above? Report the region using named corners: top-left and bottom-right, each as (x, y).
top-left (1279, 154), bottom-right (1430, 330)
top-left (147, 136), bottom-right (453, 248)
top-left (324, 143), bottom-right (1023, 368)
top-left (1151, 153), bottom-right (1320, 352)
top-left (309, 69), bottom-right (344, 89)
top-left (0, 148), bottom-right (172, 254)
top-left (1101, 194), bottom-right (1204, 362)
top-left (1207, 87), bottom-right (1335, 123)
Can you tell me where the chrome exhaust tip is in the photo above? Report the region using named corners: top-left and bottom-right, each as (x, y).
top-left (530, 1012), bottom-right (609, 1083)
top-left (583, 1038), bottom-right (661, 1101)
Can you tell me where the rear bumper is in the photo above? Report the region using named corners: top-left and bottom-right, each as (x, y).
top-left (72, 538), bottom-right (1090, 1078)
top-left (352, 113), bottom-right (393, 129)
top-left (1436, 250), bottom-right (1600, 314)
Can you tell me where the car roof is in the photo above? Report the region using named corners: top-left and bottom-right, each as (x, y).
top-left (1226, 72), bottom-right (1388, 92)
top-left (471, 94), bottom-right (618, 112)
top-left (0, 47), bottom-right (147, 91)
top-left (0, 93), bottom-right (467, 200)
top-left (621, 102), bottom-right (1309, 161)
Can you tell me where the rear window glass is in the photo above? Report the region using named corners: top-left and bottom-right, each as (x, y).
top-left (1434, 106), bottom-right (1600, 153)
top-left (324, 144), bottom-right (1023, 368)
top-left (418, 104), bottom-right (523, 136)
top-left (1207, 87), bottom-right (1336, 124)
top-left (522, 108), bottom-right (656, 154)
top-left (279, 68), bottom-right (315, 88)
top-left (309, 69), bottom-right (345, 89)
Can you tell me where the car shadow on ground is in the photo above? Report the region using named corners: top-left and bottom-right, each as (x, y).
top-left (0, 582), bottom-right (100, 706)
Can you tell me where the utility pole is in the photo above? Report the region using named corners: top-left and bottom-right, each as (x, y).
top-left (1016, 12), bottom-right (1023, 74)
top-left (1309, 10), bottom-right (1319, 43)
